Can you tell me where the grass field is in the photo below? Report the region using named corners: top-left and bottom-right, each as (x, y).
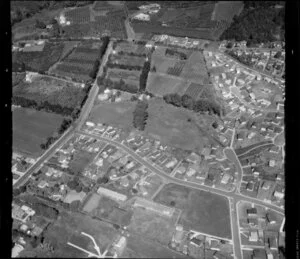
top-left (128, 207), bottom-right (178, 246)
top-left (145, 98), bottom-right (210, 152)
top-left (13, 75), bottom-right (85, 109)
top-left (212, 1), bottom-right (244, 22)
top-left (154, 183), bottom-right (231, 239)
top-left (43, 211), bottom-right (118, 257)
top-left (89, 100), bottom-right (136, 131)
top-left (69, 150), bottom-right (96, 174)
top-left (13, 107), bottom-right (64, 157)
top-left (146, 72), bottom-right (190, 96)
top-left (123, 234), bottom-right (189, 259)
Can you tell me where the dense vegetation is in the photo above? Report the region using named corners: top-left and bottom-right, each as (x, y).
top-left (163, 93), bottom-right (221, 116)
top-left (139, 60), bottom-right (151, 92)
top-left (165, 48), bottom-right (188, 60)
top-left (220, 1), bottom-right (285, 43)
top-left (11, 1), bottom-right (93, 26)
top-left (133, 101), bottom-right (149, 131)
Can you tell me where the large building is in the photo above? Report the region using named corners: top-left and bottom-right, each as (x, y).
top-left (133, 198), bottom-right (175, 217)
top-left (97, 187), bottom-right (127, 202)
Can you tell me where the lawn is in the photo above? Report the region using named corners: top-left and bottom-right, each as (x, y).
top-left (89, 100), bottom-right (136, 131)
top-left (42, 211), bottom-right (118, 257)
top-left (13, 107), bottom-right (64, 158)
top-left (146, 72), bottom-right (190, 96)
top-left (145, 98), bottom-right (210, 152)
top-left (154, 183), bottom-right (231, 239)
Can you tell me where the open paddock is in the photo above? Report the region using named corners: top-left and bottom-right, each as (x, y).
top-left (145, 98), bottom-right (209, 151)
top-left (154, 183), bottom-right (231, 239)
top-left (146, 73), bottom-right (190, 96)
top-left (107, 68), bottom-right (141, 87)
top-left (13, 107), bottom-right (64, 158)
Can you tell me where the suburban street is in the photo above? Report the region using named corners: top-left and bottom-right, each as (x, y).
top-left (77, 130), bottom-right (283, 259)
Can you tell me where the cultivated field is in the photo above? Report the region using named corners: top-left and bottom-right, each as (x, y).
top-left (145, 98), bottom-right (210, 152)
top-left (13, 107), bottom-right (64, 157)
top-left (180, 51), bottom-right (210, 83)
top-left (146, 73), bottom-right (190, 96)
top-left (154, 183), bottom-right (231, 239)
top-left (89, 101), bottom-right (136, 131)
top-left (43, 211), bottom-right (118, 257)
top-left (12, 42), bottom-right (65, 73)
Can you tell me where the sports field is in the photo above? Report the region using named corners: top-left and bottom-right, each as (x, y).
top-left (13, 107), bottom-right (64, 157)
top-left (145, 98), bottom-right (210, 152)
top-left (154, 183), bottom-right (232, 239)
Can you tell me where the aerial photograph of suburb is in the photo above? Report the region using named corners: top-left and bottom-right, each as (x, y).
top-left (11, 1), bottom-right (286, 258)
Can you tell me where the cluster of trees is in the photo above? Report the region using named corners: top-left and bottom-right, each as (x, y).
top-left (12, 96), bottom-right (74, 116)
top-left (133, 100), bottom-right (149, 131)
top-left (220, 3), bottom-right (285, 44)
top-left (58, 118), bottom-right (72, 135)
top-left (165, 48), bottom-right (187, 60)
top-left (35, 19), bottom-right (46, 29)
top-left (66, 178), bottom-right (83, 193)
top-left (139, 60), bottom-right (151, 92)
top-left (101, 77), bottom-right (139, 93)
top-left (106, 62), bottom-right (142, 71)
top-left (225, 50), bottom-right (254, 67)
top-left (163, 93), bottom-right (221, 116)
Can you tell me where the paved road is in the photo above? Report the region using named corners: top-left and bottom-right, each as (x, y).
top-left (236, 142), bottom-right (274, 158)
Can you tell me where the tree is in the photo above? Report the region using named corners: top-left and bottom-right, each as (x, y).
top-left (67, 180), bottom-right (78, 190)
top-left (35, 19), bottom-right (46, 29)
top-left (181, 94), bottom-right (194, 110)
top-left (75, 185), bottom-right (82, 193)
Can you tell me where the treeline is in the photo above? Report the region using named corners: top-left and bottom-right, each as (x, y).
top-left (220, 3), bottom-right (285, 44)
top-left (12, 96), bottom-right (74, 116)
top-left (163, 93), bottom-right (221, 116)
top-left (133, 100), bottom-right (149, 131)
top-left (107, 62), bottom-right (142, 71)
top-left (165, 48), bottom-right (188, 60)
top-left (139, 60), bottom-right (151, 92)
top-left (225, 50), bottom-right (254, 67)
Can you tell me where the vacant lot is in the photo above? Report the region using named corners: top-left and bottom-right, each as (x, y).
top-left (128, 207), bottom-right (178, 246)
top-left (146, 72), bottom-right (190, 96)
top-left (13, 107), bottom-right (64, 157)
top-left (69, 150), bottom-right (96, 174)
top-left (145, 98), bottom-right (210, 152)
top-left (154, 183), bottom-right (231, 239)
top-left (43, 211), bottom-right (118, 257)
top-left (114, 41), bottom-right (147, 55)
top-left (13, 75), bottom-right (86, 109)
top-left (89, 101), bottom-right (135, 131)
top-left (107, 68), bottom-right (141, 88)
top-left (109, 54), bottom-right (145, 67)
top-left (124, 233), bottom-right (189, 258)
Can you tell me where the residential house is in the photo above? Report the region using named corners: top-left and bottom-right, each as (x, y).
top-left (247, 208), bottom-right (257, 217)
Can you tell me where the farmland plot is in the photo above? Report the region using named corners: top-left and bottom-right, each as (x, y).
top-left (114, 41), bottom-right (147, 55)
top-left (64, 6), bottom-right (91, 24)
top-left (181, 51), bottom-right (210, 83)
top-left (166, 61), bottom-right (185, 76)
top-left (109, 54), bottom-right (145, 67)
top-left (184, 82), bottom-right (205, 98)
